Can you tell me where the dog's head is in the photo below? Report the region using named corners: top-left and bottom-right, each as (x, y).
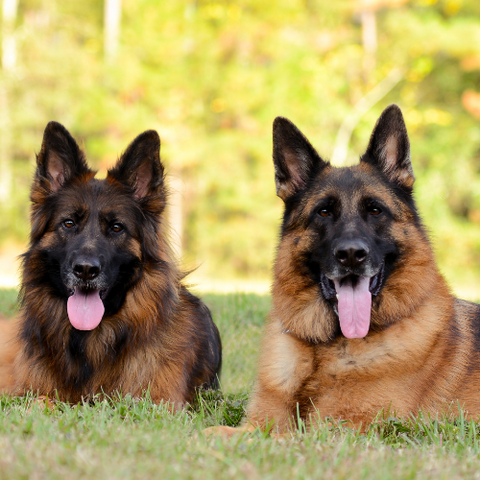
top-left (28, 122), bottom-right (166, 331)
top-left (273, 105), bottom-right (425, 341)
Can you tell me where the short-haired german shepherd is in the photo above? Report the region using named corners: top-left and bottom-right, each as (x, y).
top-left (209, 104), bottom-right (480, 436)
top-left (0, 122), bottom-right (221, 406)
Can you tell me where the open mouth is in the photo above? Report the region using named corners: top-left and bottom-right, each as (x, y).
top-left (319, 264), bottom-right (384, 339)
top-left (66, 287), bottom-right (108, 331)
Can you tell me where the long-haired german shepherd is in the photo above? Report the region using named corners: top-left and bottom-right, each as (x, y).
top-left (0, 122), bottom-right (221, 405)
top-left (208, 104), bottom-right (480, 436)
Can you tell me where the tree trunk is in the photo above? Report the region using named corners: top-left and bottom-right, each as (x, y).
top-left (361, 8), bottom-right (377, 78)
top-left (104, 0), bottom-right (122, 62)
top-left (0, 0), bottom-right (18, 202)
top-left (2, 0), bottom-right (17, 70)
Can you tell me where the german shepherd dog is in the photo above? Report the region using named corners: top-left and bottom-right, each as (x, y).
top-left (0, 122), bottom-right (221, 405)
top-left (209, 104), bottom-right (480, 436)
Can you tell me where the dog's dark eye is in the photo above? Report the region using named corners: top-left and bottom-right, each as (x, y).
top-left (63, 219), bottom-right (75, 229)
top-left (111, 223), bottom-right (124, 233)
top-left (318, 208), bottom-right (331, 217)
top-left (368, 206), bottom-right (382, 216)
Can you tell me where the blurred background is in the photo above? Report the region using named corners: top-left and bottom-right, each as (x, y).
top-left (0, 0), bottom-right (480, 297)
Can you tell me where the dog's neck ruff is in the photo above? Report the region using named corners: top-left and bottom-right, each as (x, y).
top-left (281, 327), bottom-right (319, 346)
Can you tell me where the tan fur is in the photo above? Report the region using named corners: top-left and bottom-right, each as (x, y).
top-left (244, 186), bottom-right (477, 432)
top-left (248, 285), bottom-right (477, 431)
top-left (232, 239), bottom-right (480, 434)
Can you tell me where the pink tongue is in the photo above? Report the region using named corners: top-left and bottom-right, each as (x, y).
top-left (67, 289), bottom-right (105, 331)
top-left (333, 277), bottom-right (372, 339)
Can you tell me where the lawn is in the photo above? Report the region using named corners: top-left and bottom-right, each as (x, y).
top-left (2, 290), bottom-right (480, 480)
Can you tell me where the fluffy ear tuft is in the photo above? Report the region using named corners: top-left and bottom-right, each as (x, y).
top-left (107, 130), bottom-right (164, 199)
top-left (361, 105), bottom-right (414, 190)
top-left (273, 117), bottom-right (329, 202)
top-left (36, 121), bottom-right (91, 193)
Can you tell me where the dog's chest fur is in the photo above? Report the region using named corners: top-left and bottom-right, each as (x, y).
top-left (256, 288), bottom-right (480, 427)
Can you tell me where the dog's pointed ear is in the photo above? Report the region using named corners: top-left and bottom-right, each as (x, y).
top-left (273, 117), bottom-right (329, 202)
top-left (36, 121), bottom-right (91, 193)
top-left (361, 104), bottom-right (414, 190)
top-left (108, 130), bottom-right (164, 199)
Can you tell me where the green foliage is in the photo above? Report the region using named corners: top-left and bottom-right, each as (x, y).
top-left (2, 1), bottom-right (480, 290)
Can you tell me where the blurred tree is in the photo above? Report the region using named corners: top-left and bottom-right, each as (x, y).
top-left (0, 0), bottom-right (17, 202)
top-left (1, 0), bottom-right (480, 291)
top-left (2, 0), bottom-right (16, 70)
top-left (104, 0), bottom-right (121, 62)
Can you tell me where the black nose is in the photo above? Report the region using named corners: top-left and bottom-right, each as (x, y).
top-left (72, 256), bottom-right (101, 281)
top-left (334, 240), bottom-right (369, 268)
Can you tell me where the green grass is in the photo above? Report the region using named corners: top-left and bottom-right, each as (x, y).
top-left (0, 288), bottom-right (19, 318)
top-left (201, 293), bottom-right (270, 394)
top-left (2, 291), bottom-right (480, 479)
